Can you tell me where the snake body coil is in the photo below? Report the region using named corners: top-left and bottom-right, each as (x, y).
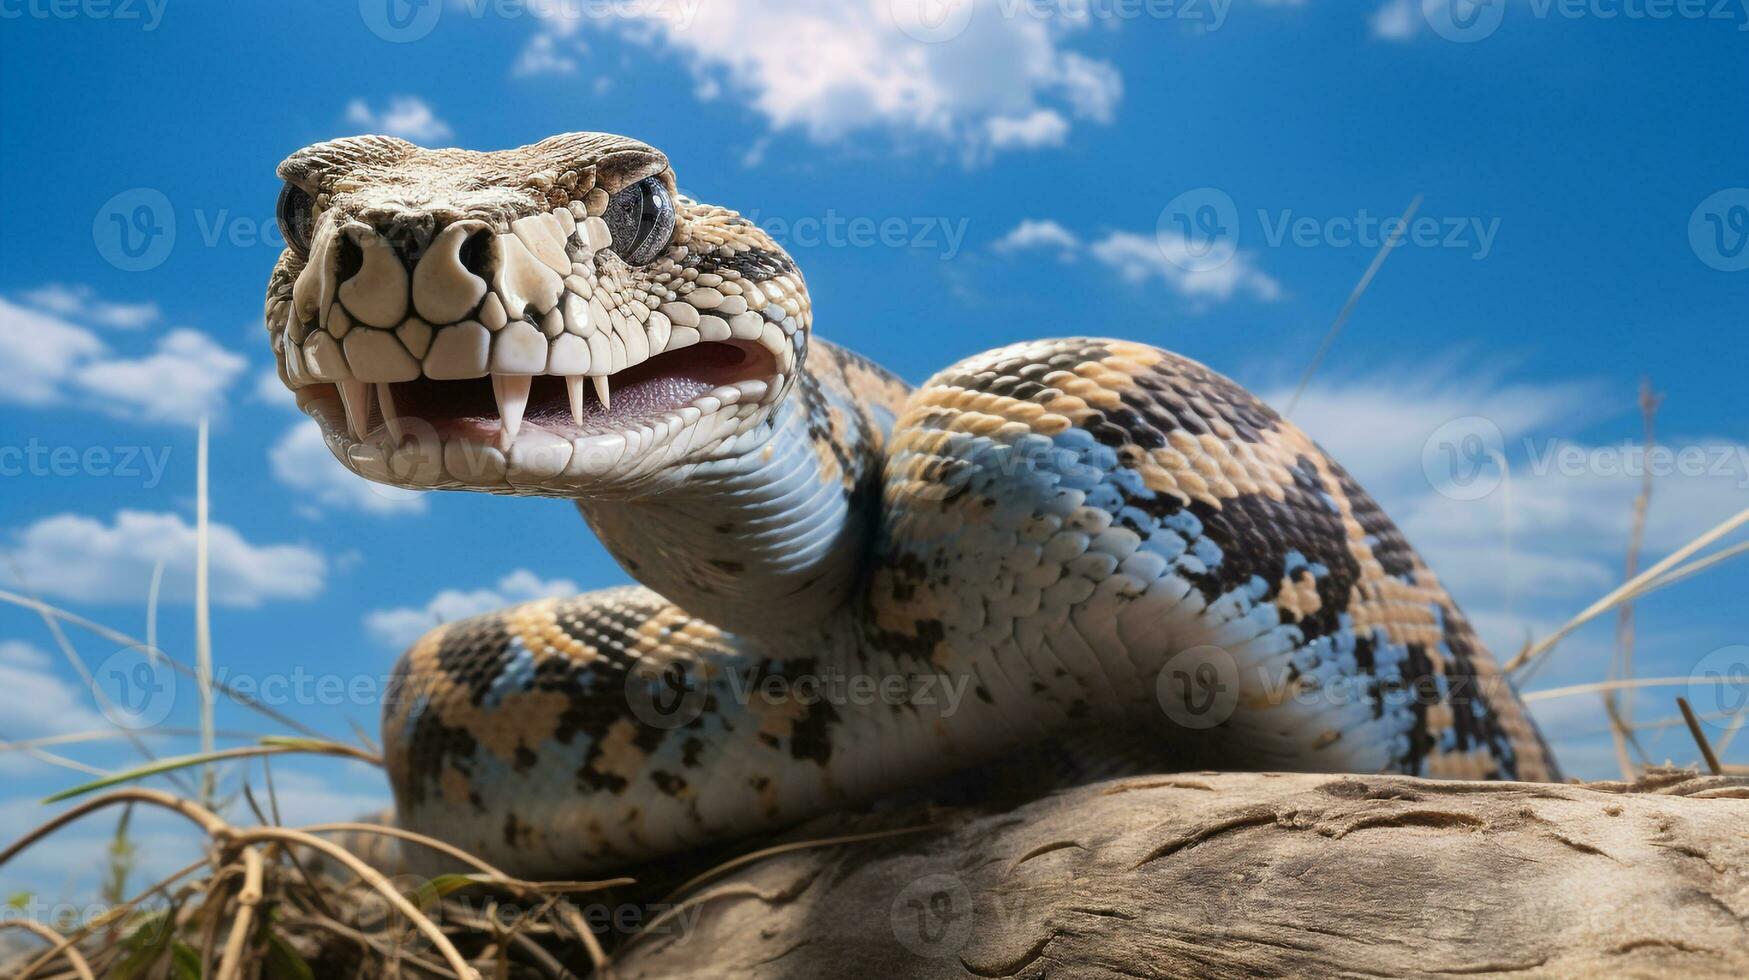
top-left (264, 133), bottom-right (1557, 877)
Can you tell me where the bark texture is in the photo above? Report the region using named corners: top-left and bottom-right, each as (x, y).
top-left (611, 769), bottom-right (1749, 979)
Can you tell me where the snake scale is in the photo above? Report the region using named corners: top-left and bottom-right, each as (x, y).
top-left (264, 132), bottom-right (1558, 878)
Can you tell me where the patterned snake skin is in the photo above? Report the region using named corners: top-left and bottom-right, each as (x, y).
top-left (264, 132), bottom-right (1558, 878)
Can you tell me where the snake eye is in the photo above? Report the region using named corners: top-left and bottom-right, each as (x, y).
top-left (603, 176), bottom-right (675, 265)
top-left (276, 182), bottom-right (316, 256)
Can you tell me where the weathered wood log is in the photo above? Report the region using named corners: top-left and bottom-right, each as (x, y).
top-left (611, 769), bottom-right (1749, 979)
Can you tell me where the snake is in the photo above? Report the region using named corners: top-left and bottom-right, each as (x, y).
top-left (263, 131), bottom-right (1559, 879)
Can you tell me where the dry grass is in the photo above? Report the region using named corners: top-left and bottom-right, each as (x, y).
top-left (0, 782), bottom-right (635, 979)
top-left (0, 748), bottom-right (939, 979)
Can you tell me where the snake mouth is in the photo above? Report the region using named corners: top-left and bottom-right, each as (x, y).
top-left (406, 340), bottom-right (774, 436)
top-left (322, 340), bottom-right (776, 440)
top-left (291, 336), bottom-right (786, 488)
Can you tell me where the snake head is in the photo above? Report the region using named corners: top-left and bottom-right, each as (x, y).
top-left (263, 132), bottom-right (809, 496)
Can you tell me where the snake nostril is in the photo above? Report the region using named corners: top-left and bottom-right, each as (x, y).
top-left (458, 227), bottom-right (493, 280)
top-left (335, 232), bottom-right (364, 283)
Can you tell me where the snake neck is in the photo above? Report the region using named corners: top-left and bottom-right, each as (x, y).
top-left (577, 364), bottom-right (885, 643)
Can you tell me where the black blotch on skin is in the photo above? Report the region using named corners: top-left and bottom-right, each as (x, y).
top-left (503, 813), bottom-right (530, 849)
top-left (1332, 466), bottom-right (1420, 579)
top-left (393, 716), bottom-right (481, 811)
top-left (1438, 610), bottom-right (1513, 779)
top-left (1400, 642), bottom-right (1440, 774)
top-left (434, 616), bottom-right (519, 707)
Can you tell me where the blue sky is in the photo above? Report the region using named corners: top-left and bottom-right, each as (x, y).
top-left (2, 0), bottom-right (1746, 899)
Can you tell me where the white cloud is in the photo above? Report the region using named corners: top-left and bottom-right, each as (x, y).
top-left (512, 32), bottom-right (579, 76)
top-left (3, 510), bottom-right (326, 608)
top-left (74, 329), bottom-right (248, 426)
top-left (344, 96), bottom-right (454, 142)
top-left (0, 297), bottom-right (106, 405)
top-left (0, 641), bottom-right (110, 774)
top-left (530, 0), bottom-right (1125, 159)
top-left (1370, 0), bottom-right (1419, 39)
top-left (1090, 231), bottom-right (1283, 302)
top-left (993, 218), bottom-right (1080, 254)
top-left (20, 283), bottom-right (160, 330)
top-left (986, 109), bottom-right (1071, 149)
top-left (1267, 368), bottom-right (1597, 496)
top-left (995, 221), bottom-right (1282, 302)
top-left (0, 299), bottom-right (246, 424)
top-left (366, 570), bottom-right (578, 648)
top-left (269, 422), bottom-right (427, 516)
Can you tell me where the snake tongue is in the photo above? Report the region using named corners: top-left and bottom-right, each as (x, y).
top-left (493, 374), bottom-right (532, 449)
